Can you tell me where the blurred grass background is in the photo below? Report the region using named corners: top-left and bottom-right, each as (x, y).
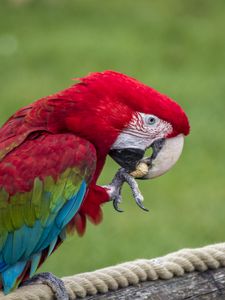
top-left (1, 0), bottom-right (225, 277)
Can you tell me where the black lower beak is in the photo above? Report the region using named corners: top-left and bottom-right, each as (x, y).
top-left (109, 138), bottom-right (165, 173)
top-left (109, 148), bottom-right (145, 172)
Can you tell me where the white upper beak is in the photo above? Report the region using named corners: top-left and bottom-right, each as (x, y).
top-left (143, 134), bottom-right (184, 179)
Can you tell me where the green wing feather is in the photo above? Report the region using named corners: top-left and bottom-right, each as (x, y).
top-left (0, 133), bottom-right (96, 286)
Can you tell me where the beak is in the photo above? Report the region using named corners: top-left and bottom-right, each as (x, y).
top-left (109, 134), bottom-right (184, 179)
top-left (141, 134), bottom-right (184, 179)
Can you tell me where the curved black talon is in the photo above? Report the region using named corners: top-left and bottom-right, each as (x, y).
top-left (135, 198), bottom-right (149, 212)
top-left (113, 198), bottom-right (124, 212)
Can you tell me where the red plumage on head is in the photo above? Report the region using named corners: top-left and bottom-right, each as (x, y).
top-left (76, 70), bottom-right (190, 137)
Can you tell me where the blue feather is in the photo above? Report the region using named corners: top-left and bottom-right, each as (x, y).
top-left (2, 233), bottom-right (13, 265)
top-left (0, 254), bottom-right (7, 272)
top-left (56, 180), bottom-right (87, 228)
top-left (30, 252), bottom-right (42, 277)
top-left (33, 223), bottom-right (52, 253)
top-left (2, 260), bottom-right (26, 294)
top-left (23, 221), bottom-right (43, 258)
top-left (47, 237), bottom-right (58, 257)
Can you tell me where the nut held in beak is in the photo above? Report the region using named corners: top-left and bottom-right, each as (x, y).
top-left (130, 162), bottom-right (149, 178)
top-left (131, 134), bottom-right (184, 179)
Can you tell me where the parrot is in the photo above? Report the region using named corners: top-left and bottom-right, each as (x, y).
top-left (0, 71), bottom-right (190, 299)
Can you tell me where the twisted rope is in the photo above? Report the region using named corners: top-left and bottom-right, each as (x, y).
top-left (2, 243), bottom-right (225, 299)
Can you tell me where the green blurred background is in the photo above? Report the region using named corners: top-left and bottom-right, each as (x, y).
top-left (0, 0), bottom-right (225, 277)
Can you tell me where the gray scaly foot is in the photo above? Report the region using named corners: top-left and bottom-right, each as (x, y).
top-left (106, 168), bottom-right (148, 212)
top-left (23, 272), bottom-right (68, 300)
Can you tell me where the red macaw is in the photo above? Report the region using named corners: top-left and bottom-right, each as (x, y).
top-left (0, 71), bottom-right (190, 299)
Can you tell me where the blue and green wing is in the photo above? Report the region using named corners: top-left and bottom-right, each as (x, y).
top-left (0, 133), bottom-right (96, 294)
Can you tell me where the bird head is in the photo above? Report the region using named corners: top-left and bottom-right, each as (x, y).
top-left (65, 71), bottom-right (190, 179)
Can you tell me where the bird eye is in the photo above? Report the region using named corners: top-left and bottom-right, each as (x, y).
top-left (146, 116), bottom-right (157, 125)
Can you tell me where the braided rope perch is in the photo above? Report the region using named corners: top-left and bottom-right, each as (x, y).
top-left (1, 242), bottom-right (225, 300)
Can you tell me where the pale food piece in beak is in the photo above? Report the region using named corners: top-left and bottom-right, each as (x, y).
top-left (130, 162), bottom-right (149, 178)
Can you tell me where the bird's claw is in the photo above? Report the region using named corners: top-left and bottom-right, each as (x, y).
top-left (135, 197), bottom-right (149, 212)
top-left (23, 272), bottom-right (68, 300)
top-left (113, 197), bottom-right (124, 212)
top-left (104, 177), bottom-right (124, 212)
top-left (107, 168), bottom-right (149, 212)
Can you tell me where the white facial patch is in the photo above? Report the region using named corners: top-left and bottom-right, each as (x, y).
top-left (111, 112), bottom-right (173, 150)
